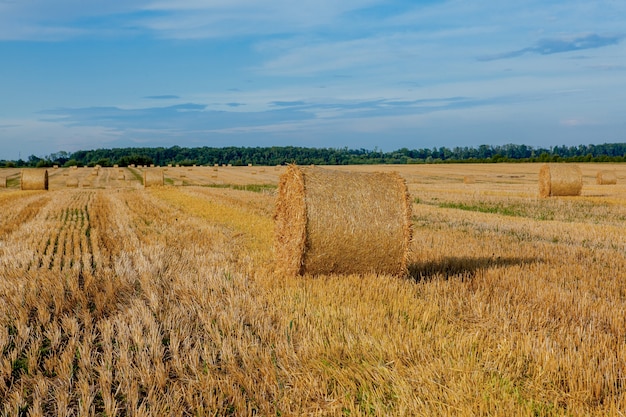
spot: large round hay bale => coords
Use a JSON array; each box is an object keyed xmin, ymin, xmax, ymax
[
  {"xmin": 143, "ymin": 169, "xmax": 164, "ymax": 187},
  {"xmin": 274, "ymin": 165, "xmax": 412, "ymax": 276},
  {"xmin": 21, "ymin": 169, "xmax": 48, "ymax": 190},
  {"xmin": 66, "ymin": 178, "xmax": 79, "ymax": 188},
  {"xmin": 538, "ymin": 164, "xmax": 582, "ymax": 198},
  {"xmin": 596, "ymin": 170, "xmax": 617, "ymax": 185}
]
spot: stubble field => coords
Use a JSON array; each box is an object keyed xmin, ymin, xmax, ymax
[{"xmin": 0, "ymin": 163, "xmax": 625, "ymax": 416}]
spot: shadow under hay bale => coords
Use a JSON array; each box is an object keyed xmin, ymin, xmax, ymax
[
  {"xmin": 274, "ymin": 165, "xmax": 412, "ymax": 276},
  {"xmin": 538, "ymin": 163, "xmax": 582, "ymax": 198},
  {"xmin": 21, "ymin": 169, "xmax": 48, "ymax": 190},
  {"xmin": 596, "ymin": 170, "xmax": 617, "ymax": 185},
  {"xmin": 143, "ymin": 169, "xmax": 164, "ymax": 188}
]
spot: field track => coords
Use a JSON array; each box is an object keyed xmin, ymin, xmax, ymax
[{"xmin": 0, "ymin": 163, "xmax": 625, "ymax": 415}]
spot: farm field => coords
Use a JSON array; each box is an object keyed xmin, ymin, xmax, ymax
[{"xmin": 0, "ymin": 162, "xmax": 625, "ymax": 416}]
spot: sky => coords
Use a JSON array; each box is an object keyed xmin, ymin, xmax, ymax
[{"xmin": 1, "ymin": 0, "xmax": 625, "ymax": 159}]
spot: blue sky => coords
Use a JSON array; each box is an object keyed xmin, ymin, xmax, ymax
[{"xmin": 1, "ymin": 0, "xmax": 625, "ymax": 159}]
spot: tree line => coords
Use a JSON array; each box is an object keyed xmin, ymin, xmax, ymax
[{"xmin": 3, "ymin": 142, "xmax": 626, "ymax": 168}]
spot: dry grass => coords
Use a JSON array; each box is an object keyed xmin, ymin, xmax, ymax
[{"xmin": 0, "ymin": 163, "xmax": 625, "ymax": 415}]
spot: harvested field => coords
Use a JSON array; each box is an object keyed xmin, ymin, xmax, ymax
[{"xmin": 0, "ymin": 163, "xmax": 625, "ymax": 415}]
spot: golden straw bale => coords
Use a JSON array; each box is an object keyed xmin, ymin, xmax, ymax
[
  {"xmin": 21, "ymin": 169, "xmax": 48, "ymax": 190},
  {"xmin": 596, "ymin": 170, "xmax": 617, "ymax": 185},
  {"xmin": 113, "ymin": 164, "xmax": 119, "ymax": 168},
  {"xmin": 66, "ymin": 178, "xmax": 79, "ymax": 188},
  {"xmin": 0, "ymin": 177, "xmax": 6, "ymax": 188},
  {"xmin": 274, "ymin": 165, "xmax": 412, "ymax": 276},
  {"xmin": 463, "ymin": 175, "xmax": 475, "ymax": 184},
  {"xmin": 143, "ymin": 169, "xmax": 164, "ymax": 187},
  {"xmin": 538, "ymin": 163, "xmax": 582, "ymax": 198}
]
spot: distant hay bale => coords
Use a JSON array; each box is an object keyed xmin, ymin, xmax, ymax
[
  {"xmin": 248, "ymin": 163, "xmax": 253, "ymax": 167},
  {"xmin": 463, "ymin": 175, "xmax": 475, "ymax": 184},
  {"xmin": 143, "ymin": 169, "xmax": 164, "ymax": 188},
  {"xmin": 0, "ymin": 177, "xmax": 6, "ymax": 188},
  {"xmin": 66, "ymin": 178, "xmax": 79, "ymax": 188},
  {"xmin": 538, "ymin": 164, "xmax": 582, "ymax": 198},
  {"xmin": 53, "ymin": 165, "xmax": 59, "ymax": 169},
  {"xmin": 274, "ymin": 165, "xmax": 412, "ymax": 276},
  {"xmin": 167, "ymin": 164, "xmax": 172, "ymax": 167},
  {"xmin": 21, "ymin": 169, "xmax": 48, "ymax": 190},
  {"xmin": 117, "ymin": 174, "xmax": 126, "ymax": 181},
  {"xmin": 596, "ymin": 170, "xmax": 617, "ymax": 185},
  {"xmin": 71, "ymin": 165, "xmax": 78, "ymax": 170},
  {"xmin": 113, "ymin": 164, "xmax": 119, "ymax": 168}
]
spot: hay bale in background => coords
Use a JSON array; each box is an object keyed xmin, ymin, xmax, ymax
[
  {"xmin": 274, "ymin": 165, "xmax": 412, "ymax": 276},
  {"xmin": 143, "ymin": 169, "xmax": 164, "ymax": 188},
  {"xmin": 596, "ymin": 170, "xmax": 617, "ymax": 185},
  {"xmin": 66, "ymin": 178, "xmax": 79, "ymax": 188},
  {"xmin": 463, "ymin": 175, "xmax": 476, "ymax": 184},
  {"xmin": 538, "ymin": 164, "xmax": 582, "ymax": 198},
  {"xmin": 0, "ymin": 177, "xmax": 6, "ymax": 188},
  {"xmin": 21, "ymin": 169, "xmax": 48, "ymax": 190}
]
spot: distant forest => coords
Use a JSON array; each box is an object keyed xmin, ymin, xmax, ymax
[{"xmin": 3, "ymin": 142, "xmax": 626, "ymax": 168}]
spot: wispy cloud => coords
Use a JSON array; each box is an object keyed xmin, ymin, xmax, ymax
[
  {"xmin": 478, "ymin": 33, "xmax": 622, "ymax": 61},
  {"xmin": 144, "ymin": 94, "xmax": 180, "ymax": 99}
]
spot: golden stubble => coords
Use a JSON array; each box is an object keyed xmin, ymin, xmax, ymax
[{"xmin": 0, "ymin": 163, "xmax": 624, "ymax": 415}]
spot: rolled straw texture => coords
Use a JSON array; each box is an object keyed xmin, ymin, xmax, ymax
[
  {"xmin": 538, "ymin": 164, "xmax": 582, "ymax": 198},
  {"xmin": 274, "ymin": 165, "xmax": 412, "ymax": 276},
  {"xmin": 143, "ymin": 169, "xmax": 164, "ymax": 187},
  {"xmin": 21, "ymin": 169, "xmax": 48, "ymax": 190},
  {"xmin": 596, "ymin": 170, "xmax": 617, "ymax": 185}
]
